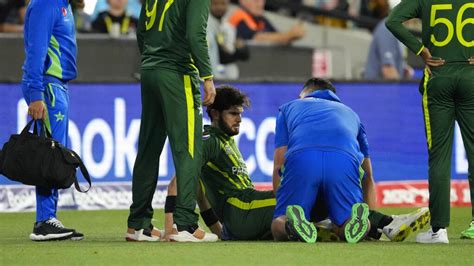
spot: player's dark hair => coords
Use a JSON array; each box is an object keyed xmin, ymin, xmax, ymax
[
  {"xmin": 206, "ymin": 85, "xmax": 250, "ymax": 121},
  {"xmin": 301, "ymin": 77, "xmax": 336, "ymax": 94}
]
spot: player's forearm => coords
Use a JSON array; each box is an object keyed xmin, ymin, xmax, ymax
[
  {"xmin": 0, "ymin": 23, "xmax": 23, "ymax": 33},
  {"xmin": 136, "ymin": 4, "xmax": 146, "ymax": 54},
  {"xmin": 363, "ymin": 176, "xmax": 376, "ymax": 209},
  {"xmin": 253, "ymin": 32, "xmax": 293, "ymax": 45},
  {"xmin": 272, "ymin": 146, "xmax": 287, "ymax": 195},
  {"xmin": 164, "ymin": 177, "xmax": 177, "ymax": 240},
  {"xmin": 208, "ymin": 222, "xmax": 222, "ymax": 239},
  {"xmin": 385, "ymin": 2, "xmax": 423, "ymax": 55},
  {"xmin": 186, "ymin": 0, "xmax": 213, "ymax": 79},
  {"xmin": 199, "ymin": 207, "xmax": 221, "ymax": 238},
  {"xmin": 361, "ymin": 158, "xmax": 377, "ymax": 209},
  {"xmin": 385, "ymin": 20, "xmax": 423, "ymax": 55},
  {"xmin": 196, "ymin": 184, "xmax": 211, "ymax": 211},
  {"xmin": 272, "ymin": 168, "xmax": 281, "ymax": 195}
]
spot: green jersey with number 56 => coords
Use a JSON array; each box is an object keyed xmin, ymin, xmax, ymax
[
  {"xmin": 137, "ymin": 0, "xmax": 213, "ymax": 79},
  {"xmin": 386, "ymin": 0, "xmax": 474, "ymax": 63}
]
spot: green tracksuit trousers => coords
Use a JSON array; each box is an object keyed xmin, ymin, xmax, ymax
[
  {"xmin": 420, "ymin": 65, "xmax": 474, "ymax": 227},
  {"xmin": 128, "ymin": 68, "xmax": 202, "ymax": 229}
]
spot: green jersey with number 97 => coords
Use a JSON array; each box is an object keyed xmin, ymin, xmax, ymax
[{"xmin": 137, "ymin": 0, "xmax": 213, "ymax": 79}]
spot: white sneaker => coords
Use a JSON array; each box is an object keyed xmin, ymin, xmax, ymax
[
  {"xmin": 125, "ymin": 227, "xmax": 164, "ymax": 242},
  {"xmin": 416, "ymin": 227, "xmax": 449, "ymax": 244},
  {"xmin": 383, "ymin": 207, "xmax": 430, "ymax": 241},
  {"xmin": 168, "ymin": 224, "xmax": 218, "ymax": 242}
]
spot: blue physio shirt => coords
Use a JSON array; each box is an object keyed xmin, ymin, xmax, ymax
[
  {"xmin": 22, "ymin": 0, "xmax": 77, "ymax": 102},
  {"xmin": 275, "ymin": 90, "xmax": 369, "ymax": 164}
]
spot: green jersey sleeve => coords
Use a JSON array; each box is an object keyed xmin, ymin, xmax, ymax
[
  {"xmin": 386, "ymin": 0, "xmax": 425, "ymax": 55},
  {"xmin": 186, "ymin": 0, "xmax": 213, "ymax": 79},
  {"xmin": 136, "ymin": 3, "xmax": 146, "ymax": 55}
]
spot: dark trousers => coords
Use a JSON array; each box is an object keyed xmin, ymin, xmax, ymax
[
  {"xmin": 420, "ymin": 65, "xmax": 474, "ymax": 227},
  {"xmin": 128, "ymin": 68, "xmax": 202, "ymax": 229}
]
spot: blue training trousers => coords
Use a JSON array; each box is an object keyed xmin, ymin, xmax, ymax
[
  {"xmin": 273, "ymin": 148, "xmax": 364, "ymax": 226},
  {"xmin": 22, "ymin": 76, "xmax": 69, "ymax": 222}
]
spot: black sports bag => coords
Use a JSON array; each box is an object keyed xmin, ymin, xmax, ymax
[{"xmin": 0, "ymin": 120, "xmax": 91, "ymax": 192}]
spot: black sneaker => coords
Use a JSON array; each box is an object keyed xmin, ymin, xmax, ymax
[
  {"xmin": 71, "ymin": 231, "xmax": 85, "ymax": 241},
  {"xmin": 285, "ymin": 205, "xmax": 317, "ymax": 243},
  {"xmin": 29, "ymin": 218, "xmax": 75, "ymax": 241}
]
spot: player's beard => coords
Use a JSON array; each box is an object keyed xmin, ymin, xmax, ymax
[{"xmin": 218, "ymin": 117, "xmax": 239, "ymax": 136}]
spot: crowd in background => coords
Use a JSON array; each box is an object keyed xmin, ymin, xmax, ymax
[{"xmin": 0, "ymin": 0, "xmax": 420, "ymax": 81}]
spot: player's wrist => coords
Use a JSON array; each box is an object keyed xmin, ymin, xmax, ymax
[
  {"xmin": 200, "ymin": 208, "xmax": 219, "ymax": 227},
  {"xmin": 202, "ymin": 75, "xmax": 214, "ymax": 82}
]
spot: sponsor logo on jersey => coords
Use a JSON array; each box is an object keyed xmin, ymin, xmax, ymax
[{"xmin": 224, "ymin": 145, "xmax": 233, "ymax": 155}]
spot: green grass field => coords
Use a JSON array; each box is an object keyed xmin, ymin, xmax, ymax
[{"xmin": 1, "ymin": 207, "xmax": 473, "ymax": 265}]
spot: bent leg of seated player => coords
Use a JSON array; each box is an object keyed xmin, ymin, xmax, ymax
[{"xmin": 222, "ymin": 190, "xmax": 275, "ymax": 240}]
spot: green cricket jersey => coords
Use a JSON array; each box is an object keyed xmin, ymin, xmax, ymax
[
  {"xmin": 137, "ymin": 0, "xmax": 213, "ymax": 79},
  {"xmin": 386, "ymin": 0, "xmax": 474, "ymax": 62},
  {"xmin": 200, "ymin": 125, "xmax": 253, "ymax": 215}
]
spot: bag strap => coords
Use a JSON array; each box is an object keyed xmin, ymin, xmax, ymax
[
  {"xmin": 22, "ymin": 120, "xmax": 53, "ymax": 138},
  {"xmin": 21, "ymin": 120, "xmax": 35, "ymax": 135},
  {"xmin": 39, "ymin": 121, "xmax": 53, "ymax": 138},
  {"xmin": 70, "ymin": 149, "xmax": 92, "ymax": 193}
]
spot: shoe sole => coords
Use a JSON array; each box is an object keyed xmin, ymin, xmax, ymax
[
  {"xmin": 392, "ymin": 208, "xmax": 431, "ymax": 242},
  {"xmin": 416, "ymin": 233, "xmax": 450, "ymax": 244},
  {"xmin": 29, "ymin": 232, "xmax": 73, "ymax": 241},
  {"xmin": 286, "ymin": 205, "xmax": 317, "ymax": 243},
  {"xmin": 460, "ymin": 231, "xmax": 474, "ymax": 239},
  {"xmin": 344, "ymin": 203, "xmax": 370, "ymax": 244},
  {"xmin": 168, "ymin": 232, "xmax": 218, "ymax": 242},
  {"xmin": 125, "ymin": 232, "xmax": 160, "ymax": 242}
]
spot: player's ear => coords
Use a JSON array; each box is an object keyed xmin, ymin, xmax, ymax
[{"xmin": 210, "ymin": 109, "xmax": 220, "ymax": 121}]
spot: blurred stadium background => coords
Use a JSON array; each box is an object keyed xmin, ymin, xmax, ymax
[{"xmin": 0, "ymin": 0, "xmax": 470, "ymax": 219}]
